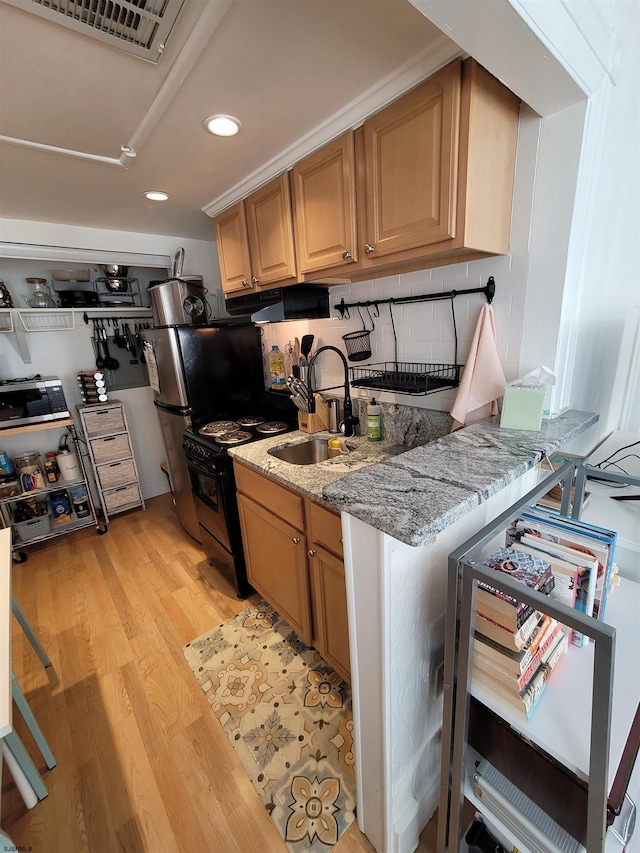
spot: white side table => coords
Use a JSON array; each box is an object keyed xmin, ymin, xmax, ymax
[{"xmin": 1, "ymin": 527, "xmax": 48, "ymax": 811}]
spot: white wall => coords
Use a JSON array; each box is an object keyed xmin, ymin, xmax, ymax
[{"xmin": 564, "ymin": 1, "xmax": 640, "ymax": 433}]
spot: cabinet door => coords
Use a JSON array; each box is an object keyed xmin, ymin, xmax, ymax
[
  {"xmin": 291, "ymin": 132, "xmax": 358, "ymax": 274},
  {"xmin": 362, "ymin": 59, "xmax": 461, "ymax": 260},
  {"xmin": 310, "ymin": 545, "xmax": 350, "ymax": 683},
  {"xmin": 244, "ymin": 174, "xmax": 297, "ymax": 286},
  {"xmin": 214, "ymin": 202, "xmax": 254, "ymax": 296},
  {"xmin": 237, "ymin": 493, "xmax": 311, "ymax": 643}
]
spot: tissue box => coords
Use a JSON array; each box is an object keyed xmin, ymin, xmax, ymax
[{"xmin": 500, "ymin": 385, "xmax": 546, "ymax": 431}]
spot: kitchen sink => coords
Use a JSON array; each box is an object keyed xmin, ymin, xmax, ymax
[{"xmin": 268, "ymin": 438, "xmax": 348, "ymax": 465}]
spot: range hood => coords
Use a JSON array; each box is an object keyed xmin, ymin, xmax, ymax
[{"xmin": 225, "ymin": 285, "xmax": 331, "ymax": 323}]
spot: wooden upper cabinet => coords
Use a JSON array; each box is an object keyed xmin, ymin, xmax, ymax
[
  {"xmin": 214, "ymin": 201, "xmax": 253, "ymax": 296},
  {"xmin": 362, "ymin": 60, "xmax": 461, "ymax": 260},
  {"xmin": 216, "ymin": 59, "xmax": 520, "ymax": 291},
  {"xmin": 244, "ymin": 173, "xmax": 297, "ymax": 287},
  {"xmin": 291, "ymin": 132, "xmax": 358, "ymax": 274},
  {"xmin": 214, "ymin": 173, "xmax": 297, "ymax": 297}
]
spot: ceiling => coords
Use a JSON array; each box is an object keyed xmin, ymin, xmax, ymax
[{"xmin": 0, "ymin": 0, "xmax": 453, "ymax": 241}]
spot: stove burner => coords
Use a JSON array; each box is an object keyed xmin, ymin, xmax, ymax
[
  {"xmin": 237, "ymin": 416, "xmax": 266, "ymax": 427},
  {"xmin": 216, "ymin": 430, "xmax": 253, "ymax": 445},
  {"xmin": 199, "ymin": 420, "xmax": 240, "ymax": 436},
  {"xmin": 256, "ymin": 421, "xmax": 289, "ymax": 435}
]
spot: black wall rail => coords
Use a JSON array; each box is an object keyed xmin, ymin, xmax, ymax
[{"xmin": 334, "ymin": 275, "xmax": 495, "ymax": 320}]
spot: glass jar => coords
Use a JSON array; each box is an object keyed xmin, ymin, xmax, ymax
[
  {"xmin": 14, "ymin": 451, "xmax": 45, "ymax": 492},
  {"xmin": 44, "ymin": 451, "xmax": 60, "ymax": 484}
]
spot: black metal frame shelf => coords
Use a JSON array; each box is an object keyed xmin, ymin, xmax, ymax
[
  {"xmin": 336, "ymin": 277, "xmax": 495, "ymax": 396},
  {"xmin": 350, "ymin": 361, "xmax": 461, "ymax": 396}
]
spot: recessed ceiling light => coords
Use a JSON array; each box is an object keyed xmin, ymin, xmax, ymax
[
  {"xmin": 204, "ymin": 115, "xmax": 242, "ymax": 137},
  {"xmin": 144, "ymin": 190, "xmax": 170, "ymax": 201}
]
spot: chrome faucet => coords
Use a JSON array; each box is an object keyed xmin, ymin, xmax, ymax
[{"xmin": 307, "ymin": 345, "xmax": 359, "ymax": 437}]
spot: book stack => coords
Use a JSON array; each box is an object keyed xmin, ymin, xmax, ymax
[
  {"xmin": 472, "ymin": 547, "xmax": 568, "ymax": 721},
  {"xmin": 506, "ymin": 506, "xmax": 618, "ymax": 629}
]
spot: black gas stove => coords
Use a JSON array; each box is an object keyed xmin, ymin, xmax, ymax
[
  {"xmin": 184, "ymin": 415, "xmax": 293, "ymax": 462},
  {"xmin": 182, "ymin": 396, "xmax": 297, "ymax": 598}
]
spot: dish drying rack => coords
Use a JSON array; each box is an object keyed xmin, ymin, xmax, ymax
[{"xmin": 336, "ymin": 276, "xmax": 495, "ymax": 396}]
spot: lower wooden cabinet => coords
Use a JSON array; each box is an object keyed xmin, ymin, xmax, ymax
[
  {"xmin": 309, "ymin": 545, "xmax": 350, "ymax": 681},
  {"xmin": 237, "ymin": 492, "xmax": 312, "ymax": 642},
  {"xmin": 235, "ymin": 461, "xmax": 350, "ymax": 682}
]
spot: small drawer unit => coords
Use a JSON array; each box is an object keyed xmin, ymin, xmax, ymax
[
  {"xmin": 96, "ymin": 459, "xmax": 137, "ymax": 490},
  {"xmin": 81, "ymin": 405, "xmax": 126, "ymax": 438},
  {"xmin": 90, "ymin": 433, "xmax": 132, "ymax": 465},
  {"xmin": 78, "ymin": 401, "xmax": 145, "ymax": 523},
  {"xmin": 103, "ymin": 483, "xmax": 143, "ymax": 514}
]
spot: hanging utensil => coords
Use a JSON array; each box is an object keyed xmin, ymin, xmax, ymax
[
  {"xmin": 100, "ymin": 320, "xmax": 120, "ymax": 370},
  {"xmin": 93, "ymin": 321, "xmax": 105, "ymax": 370}
]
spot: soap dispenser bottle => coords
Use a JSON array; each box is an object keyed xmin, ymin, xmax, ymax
[{"xmin": 367, "ymin": 397, "xmax": 381, "ymax": 442}]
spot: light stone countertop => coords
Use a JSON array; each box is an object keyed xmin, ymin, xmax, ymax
[
  {"xmin": 229, "ymin": 409, "xmax": 598, "ymax": 548},
  {"xmin": 229, "ymin": 431, "xmax": 407, "ymax": 501}
]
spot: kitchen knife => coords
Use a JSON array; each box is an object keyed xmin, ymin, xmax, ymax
[
  {"xmin": 290, "ymin": 390, "xmax": 308, "ymax": 412},
  {"xmin": 291, "ymin": 377, "xmax": 310, "ymax": 405}
]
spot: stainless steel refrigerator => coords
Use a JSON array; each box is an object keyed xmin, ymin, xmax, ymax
[{"xmin": 141, "ymin": 321, "xmax": 265, "ymax": 541}]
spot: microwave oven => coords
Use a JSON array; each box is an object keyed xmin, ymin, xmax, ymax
[{"xmin": 0, "ymin": 377, "xmax": 70, "ymax": 429}]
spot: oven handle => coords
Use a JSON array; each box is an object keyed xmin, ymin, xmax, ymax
[{"xmin": 185, "ymin": 455, "xmax": 226, "ymax": 479}]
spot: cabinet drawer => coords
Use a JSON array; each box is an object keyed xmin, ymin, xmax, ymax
[
  {"xmin": 90, "ymin": 433, "xmax": 131, "ymax": 464},
  {"xmin": 103, "ymin": 483, "xmax": 142, "ymax": 513},
  {"xmin": 308, "ymin": 500, "xmax": 343, "ymax": 557},
  {"xmin": 82, "ymin": 406, "xmax": 125, "ymax": 438},
  {"xmin": 97, "ymin": 459, "xmax": 136, "ymax": 489},
  {"xmin": 234, "ymin": 462, "xmax": 305, "ymax": 530}
]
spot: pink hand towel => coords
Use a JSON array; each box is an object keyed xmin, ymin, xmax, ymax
[{"xmin": 450, "ymin": 304, "xmax": 506, "ymax": 431}]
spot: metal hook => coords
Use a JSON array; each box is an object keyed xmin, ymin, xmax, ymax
[
  {"xmin": 365, "ymin": 305, "xmax": 375, "ymax": 330},
  {"xmin": 372, "ymin": 303, "xmax": 380, "ymax": 319}
]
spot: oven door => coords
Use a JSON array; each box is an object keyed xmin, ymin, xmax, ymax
[{"xmin": 185, "ymin": 455, "xmax": 233, "ymax": 553}]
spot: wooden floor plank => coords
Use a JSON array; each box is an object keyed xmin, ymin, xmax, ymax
[{"xmin": 2, "ymin": 493, "xmax": 447, "ymax": 852}]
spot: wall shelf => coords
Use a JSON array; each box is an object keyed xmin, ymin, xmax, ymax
[{"xmin": 0, "ymin": 308, "xmax": 153, "ymax": 364}]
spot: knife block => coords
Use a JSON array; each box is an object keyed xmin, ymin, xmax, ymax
[{"xmin": 298, "ymin": 395, "xmax": 331, "ymax": 433}]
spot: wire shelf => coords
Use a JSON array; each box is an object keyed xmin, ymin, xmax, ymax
[{"xmin": 350, "ymin": 362, "xmax": 462, "ymax": 395}]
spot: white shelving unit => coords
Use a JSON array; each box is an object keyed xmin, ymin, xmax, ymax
[
  {"xmin": 0, "ymin": 307, "xmax": 153, "ymax": 364},
  {"xmin": 0, "ymin": 418, "xmax": 106, "ymax": 561},
  {"xmin": 439, "ymin": 463, "xmax": 640, "ymax": 853},
  {"xmin": 77, "ymin": 401, "xmax": 145, "ymax": 524}
]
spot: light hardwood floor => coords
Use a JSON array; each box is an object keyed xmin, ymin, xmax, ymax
[{"xmin": 2, "ymin": 494, "xmax": 448, "ymax": 852}]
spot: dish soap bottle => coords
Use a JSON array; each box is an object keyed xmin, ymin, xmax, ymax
[
  {"xmin": 269, "ymin": 345, "xmax": 286, "ymax": 390},
  {"xmin": 367, "ymin": 397, "xmax": 381, "ymax": 442}
]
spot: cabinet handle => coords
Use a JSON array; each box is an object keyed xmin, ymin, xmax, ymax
[
  {"xmin": 364, "ymin": 243, "xmax": 375, "ymax": 255},
  {"xmin": 251, "ymin": 276, "xmax": 260, "ymax": 284},
  {"xmin": 342, "ymin": 251, "xmax": 352, "ymax": 261},
  {"xmin": 242, "ymin": 279, "xmax": 250, "ymax": 287},
  {"xmin": 308, "ymin": 549, "xmax": 316, "ymax": 557},
  {"xmin": 292, "ymin": 537, "xmax": 300, "ymax": 544}
]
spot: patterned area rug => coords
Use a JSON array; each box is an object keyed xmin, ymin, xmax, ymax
[{"xmin": 183, "ymin": 601, "xmax": 356, "ymax": 851}]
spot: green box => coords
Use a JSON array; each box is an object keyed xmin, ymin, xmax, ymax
[{"xmin": 500, "ymin": 385, "xmax": 546, "ymax": 431}]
